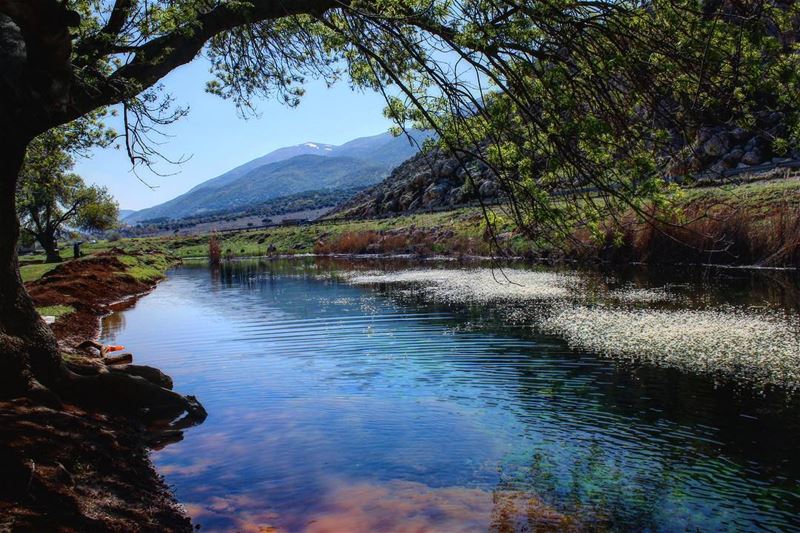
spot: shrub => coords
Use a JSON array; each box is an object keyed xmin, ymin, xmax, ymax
[
  {"xmin": 315, "ymin": 231, "xmax": 377, "ymax": 254},
  {"xmin": 208, "ymin": 231, "xmax": 221, "ymax": 266}
]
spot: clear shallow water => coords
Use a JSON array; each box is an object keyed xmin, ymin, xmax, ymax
[{"xmin": 102, "ymin": 259, "xmax": 800, "ymax": 532}]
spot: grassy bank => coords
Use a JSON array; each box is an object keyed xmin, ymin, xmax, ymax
[
  {"xmin": 20, "ymin": 262, "xmax": 59, "ymax": 282},
  {"xmin": 59, "ymin": 177, "xmax": 800, "ymax": 268},
  {"xmin": 580, "ymin": 177, "xmax": 800, "ymax": 266}
]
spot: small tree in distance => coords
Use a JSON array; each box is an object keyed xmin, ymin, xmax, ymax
[
  {"xmin": 16, "ymin": 133, "xmax": 118, "ymax": 263},
  {"xmin": 208, "ymin": 230, "xmax": 222, "ymax": 267}
]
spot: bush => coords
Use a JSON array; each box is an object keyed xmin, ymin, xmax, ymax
[
  {"xmin": 314, "ymin": 231, "xmax": 412, "ymax": 255},
  {"xmin": 208, "ymin": 231, "xmax": 221, "ymax": 266}
]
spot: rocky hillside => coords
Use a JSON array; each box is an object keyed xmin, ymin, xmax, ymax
[
  {"xmin": 331, "ymin": 148, "xmax": 500, "ymax": 218},
  {"xmin": 669, "ymin": 112, "xmax": 799, "ymax": 178},
  {"xmin": 333, "ymin": 114, "xmax": 799, "ymax": 220}
]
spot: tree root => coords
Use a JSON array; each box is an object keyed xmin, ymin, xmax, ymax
[
  {"xmin": 57, "ymin": 365, "xmax": 206, "ymax": 425},
  {"xmin": 114, "ymin": 364, "xmax": 173, "ymax": 389},
  {"xmin": 24, "ymin": 378, "xmax": 63, "ymax": 411},
  {"xmin": 104, "ymin": 353, "xmax": 133, "ymax": 365},
  {"xmin": 2, "ymin": 332, "xmax": 205, "ymax": 433}
]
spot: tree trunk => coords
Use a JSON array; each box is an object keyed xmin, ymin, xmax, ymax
[
  {"xmin": 40, "ymin": 234, "xmax": 62, "ymax": 263},
  {"xmin": 0, "ymin": 139, "xmax": 64, "ymax": 398},
  {"xmin": 0, "ymin": 138, "xmax": 206, "ymax": 423},
  {"xmin": 0, "ymin": 6, "xmax": 206, "ymax": 424}
]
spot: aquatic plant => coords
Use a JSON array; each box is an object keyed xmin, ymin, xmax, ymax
[
  {"xmin": 543, "ymin": 306, "xmax": 800, "ymax": 390},
  {"xmin": 345, "ymin": 268, "xmax": 578, "ymax": 302},
  {"xmin": 343, "ymin": 268, "xmax": 800, "ymax": 390},
  {"xmin": 605, "ymin": 285, "xmax": 678, "ymax": 304}
]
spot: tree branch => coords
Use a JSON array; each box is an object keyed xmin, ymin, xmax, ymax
[
  {"xmin": 55, "ymin": 198, "xmax": 84, "ymax": 228},
  {"xmin": 72, "ymin": 0, "xmax": 136, "ymax": 60},
  {"xmin": 65, "ymin": 0, "xmax": 343, "ymax": 126}
]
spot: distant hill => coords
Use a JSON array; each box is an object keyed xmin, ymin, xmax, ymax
[
  {"xmin": 118, "ymin": 209, "xmax": 137, "ymax": 221},
  {"xmin": 127, "ymin": 130, "xmax": 432, "ymax": 224},
  {"xmin": 185, "ymin": 142, "xmax": 337, "ymax": 195}
]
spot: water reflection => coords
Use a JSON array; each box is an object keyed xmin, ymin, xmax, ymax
[
  {"xmin": 101, "ymin": 308, "xmax": 126, "ymax": 339},
  {"xmin": 101, "ymin": 258, "xmax": 800, "ymax": 532},
  {"xmin": 183, "ymin": 480, "xmax": 579, "ymax": 533}
]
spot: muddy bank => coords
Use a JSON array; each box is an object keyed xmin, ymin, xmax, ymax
[
  {"xmin": 27, "ymin": 250, "xmax": 164, "ymax": 349},
  {"xmin": 0, "ymin": 249, "xmax": 194, "ymax": 532}
]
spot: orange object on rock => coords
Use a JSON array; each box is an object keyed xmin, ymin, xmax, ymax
[{"xmin": 105, "ymin": 345, "xmax": 125, "ymax": 352}]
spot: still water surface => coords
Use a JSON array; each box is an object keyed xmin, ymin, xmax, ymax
[{"xmin": 102, "ymin": 258, "xmax": 800, "ymax": 532}]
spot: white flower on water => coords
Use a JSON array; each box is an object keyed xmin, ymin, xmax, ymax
[
  {"xmin": 341, "ymin": 267, "xmax": 800, "ymax": 390},
  {"xmin": 543, "ymin": 306, "xmax": 800, "ymax": 390},
  {"xmin": 344, "ymin": 269, "xmax": 577, "ymax": 302}
]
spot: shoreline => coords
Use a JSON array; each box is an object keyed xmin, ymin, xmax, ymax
[
  {"xmin": 183, "ymin": 251, "xmax": 800, "ymax": 272},
  {"xmin": 6, "ymin": 238, "xmax": 796, "ymax": 529},
  {"xmin": 1, "ymin": 249, "xmax": 195, "ymax": 531}
]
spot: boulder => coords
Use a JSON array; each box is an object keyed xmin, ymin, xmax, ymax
[
  {"xmin": 703, "ymin": 133, "xmax": 730, "ymax": 157},
  {"xmin": 687, "ymin": 155, "xmax": 704, "ymax": 172},
  {"xmin": 741, "ymin": 149, "xmax": 762, "ymax": 166},
  {"xmin": 695, "ymin": 127, "xmax": 714, "ymax": 145},
  {"xmin": 447, "ymin": 187, "xmax": 467, "ymax": 206},
  {"xmin": 730, "ymin": 127, "xmax": 750, "ymax": 142},
  {"xmin": 399, "ymin": 192, "xmax": 415, "ymax": 210},
  {"xmin": 767, "ymin": 111, "xmax": 785, "ymax": 124},
  {"xmin": 722, "ymin": 148, "xmax": 744, "ymax": 165},
  {"xmin": 422, "ymin": 184, "xmax": 447, "ymax": 205},
  {"xmin": 479, "ymin": 180, "xmax": 498, "ymax": 197},
  {"xmin": 709, "ymin": 161, "xmax": 729, "ymax": 174},
  {"xmin": 744, "ymin": 136, "xmax": 761, "ymax": 151},
  {"xmin": 411, "ymin": 172, "xmax": 427, "ymax": 189},
  {"xmin": 439, "ymin": 159, "xmax": 459, "ymax": 177}
]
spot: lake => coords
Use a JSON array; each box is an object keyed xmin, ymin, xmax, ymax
[{"xmin": 101, "ymin": 258, "xmax": 800, "ymax": 532}]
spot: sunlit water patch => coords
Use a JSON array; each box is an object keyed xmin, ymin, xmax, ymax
[
  {"xmin": 345, "ymin": 267, "xmax": 800, "ymax": 390},
  {"xmin": 102, "ymin": 259, "xmax": 800, "ymax": 532}
]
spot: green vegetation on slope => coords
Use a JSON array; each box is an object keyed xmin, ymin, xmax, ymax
[
  {"xmin": 116, "ymin": 253, "xmax": 172, "ymax": 283},
  {"xmin": 95, "ymin": 177, "xmax": 799, "ymax": 268}
]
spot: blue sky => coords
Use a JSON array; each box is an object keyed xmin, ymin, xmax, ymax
[{"xmin": 74, "ymin": 58, "xmax": 395, "ymax": 211}]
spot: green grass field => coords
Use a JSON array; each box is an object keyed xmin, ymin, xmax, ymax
[
  {"xmin": 19, "ymin": 177, "xmax": 800, "ymax": 269},
  {"xmin": 35, "ymin": 305, "xmax": 75, "ymax": 318}
]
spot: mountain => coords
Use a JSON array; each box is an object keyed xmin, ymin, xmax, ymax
[
  {"xmin": 186, "ymin": 142, "xmax": 336, "ymax": 195},
  {"xmin": 118, "ymin": 209, "xmax": 137, "ymax": 221},
  {"xmin": 127, "ymin": 130, "xmax": 432, "ymax": 224}
]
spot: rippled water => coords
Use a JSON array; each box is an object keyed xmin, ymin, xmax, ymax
[{"xmin": 102, "ymin": 258, "xmax": 800, "ymax": 532}]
